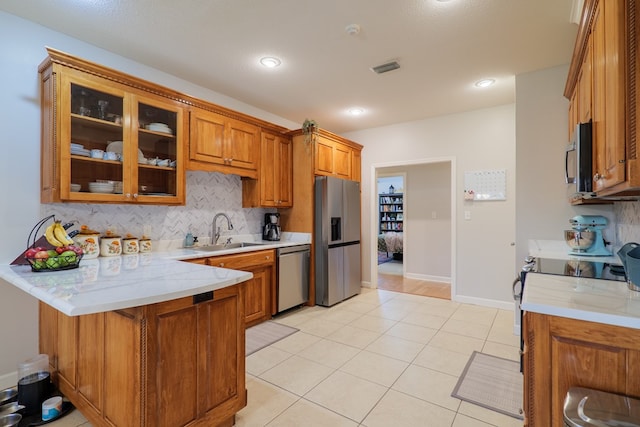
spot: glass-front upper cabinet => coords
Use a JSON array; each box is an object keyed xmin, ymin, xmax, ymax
[
  {"xmin": 133, "ymin": 97, "xmax": 183, "ymax": 203},
  {"xmin": 42, "ymin": 65, "xmax": 186, "ymax": 205},
  {"xmin": 64, "ymin": 78, "xmax": 127, "ymax": 201}
]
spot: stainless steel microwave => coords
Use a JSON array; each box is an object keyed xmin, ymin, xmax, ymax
[{"xmin": 565, "ymin": 121, "xmax": 592, "ymax": 193}]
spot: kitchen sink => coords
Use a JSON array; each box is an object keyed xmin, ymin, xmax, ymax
[{"xmin": 192, "ymin": 242, "xmax": 265, "ymax": 252}]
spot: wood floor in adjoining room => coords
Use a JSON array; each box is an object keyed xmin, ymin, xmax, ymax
[{"xmin": 378, "ymin": 262, "xmax": 451, "ymax": 300}]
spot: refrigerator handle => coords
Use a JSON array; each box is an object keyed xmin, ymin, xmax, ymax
[{"xmin": 331, "ymin": 217, "xmax": 341, "ymax": 242}]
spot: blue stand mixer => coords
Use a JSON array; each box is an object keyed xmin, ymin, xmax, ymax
[{"xmin": 566, "ymin": 215, "xmax": 612, "ymax": 256}]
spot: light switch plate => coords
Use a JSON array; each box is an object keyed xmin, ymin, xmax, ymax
[{"xmin": 464, "ymin": 211, "xmax": 471, "ymax": 220}]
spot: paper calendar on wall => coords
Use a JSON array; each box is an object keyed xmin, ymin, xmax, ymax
[{"xmin": 464, "ymin": 169, "xmax": 506, "ymax": 201}]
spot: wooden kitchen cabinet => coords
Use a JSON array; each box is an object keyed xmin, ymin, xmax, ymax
[
  {"xmin": 315, "ymin": 134, "xmax": 354, "ymax": 179},
  {"xmin": 242, "ymin": 131, "xmax": 293, "ymax": 208},
  {"xmin": 39, "ymin": 48, "xmax": 187, "ymax": 205},
  {"xmin": 578, "ymin": 38, "xmax": 593, "ymax": 125},
  {"xmin": 39, "ymin": 284, "xmax": 245, "ymax": 427},
  {"xmin": 568, "ymin": 35, "xmax": 593, "ymax": 140},
  {"xmin": 592, "ymin": 0, "xmax": 626, "ymax": 192},
  {"xmin": 565, "ymin": 0, "xmax": 638, "ymax": 199},
  {"xmin": 188, "ymin": 107, "xmax": 260, "ymax": 179},
  {"xmin": 205, "ymin": 249, "xmax": 276, "ymax": 327},
  {"xmin": 523, "ymin": 311, "xmax": 640, "ymax": 426}
]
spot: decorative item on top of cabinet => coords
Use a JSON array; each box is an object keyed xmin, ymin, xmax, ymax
[
  {"xmin": 188, "ymin": 107, "xmax": 261, "ymax": 179},
  {"xmin": 242, "ymin": 131, "xmax": 293, "ymax": 208},
  {"xmin": 302, "ymin": 118, "xmax": 318, "ymax": 145},
  {"xmin": 564, "ymin": 0, "xmax": 639, "ymax": 201},
  {"xmin": 39, "ymin": 48, "xmax": 187, "ymax": 205}
]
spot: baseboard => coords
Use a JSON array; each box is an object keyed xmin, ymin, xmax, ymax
[
  {"xmin": 361, "ymin": 281, "xmax": 373, "ymax": 289},
  {"xmin": 404, "ymin": 273, "xmax": 451, "ymax": 283},
  {"xmin": 452, "ymin": 294, "xmax": 514, "ymax": 311},
  {"xmin": 0, "ymin": 371, "xmax": 17, "ymax": 389}
]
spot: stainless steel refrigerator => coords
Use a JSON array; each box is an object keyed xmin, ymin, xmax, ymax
[{"xmin": 314, "ymin": 176, "xmax": 361, "ymax": 307}]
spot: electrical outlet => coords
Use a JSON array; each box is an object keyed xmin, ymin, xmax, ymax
[
  {"xmin": 464, "ymin": 211, "xmax": 471, "ymax": 220},
  {"xmin": 431, "ymin": 211, "xmax": 437, "ymax": 219}
]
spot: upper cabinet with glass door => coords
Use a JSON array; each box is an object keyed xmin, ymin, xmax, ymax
[
  {"xmin": 133, "ymin": 96, "xmax": 184, "ymax": 203},
  {"xmin": 40, "ymin": 48, "xmax": 186, "ymax": 205}
]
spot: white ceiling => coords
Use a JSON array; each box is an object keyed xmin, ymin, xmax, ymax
[{"xmin": 0, "ymin": 0, "xmax": 578, "ymax": 134}]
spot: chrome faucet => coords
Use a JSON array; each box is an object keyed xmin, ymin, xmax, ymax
[{"xmin": 212, "ymin": 213, "xmax": 234, "ymax": 245}]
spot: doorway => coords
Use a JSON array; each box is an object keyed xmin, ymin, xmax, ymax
[
  {"xmin": 376, "ymin": 175, "xmax": 405, "ymax": 276},
  {"xmin": 370, "ymin": 158, "xmax": 455, "ymax": 300}
]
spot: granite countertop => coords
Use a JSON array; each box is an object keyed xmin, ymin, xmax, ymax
[
  {"xmin": 0, "ymin": 236, "xmax": 311, "ymax": 317},
  {"xmin": 521, "ymin": 272, "xmax": 640, "ymax": 329}
]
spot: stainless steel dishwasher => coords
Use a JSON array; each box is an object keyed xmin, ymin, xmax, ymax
[{"xmin": 277, "ymin": 244, "xmax": 310, "ymax": 313}]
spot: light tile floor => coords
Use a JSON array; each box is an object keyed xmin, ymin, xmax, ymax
[{"xmin": 48, "ymin": 288, "xmax": 523, "ymax": 427}]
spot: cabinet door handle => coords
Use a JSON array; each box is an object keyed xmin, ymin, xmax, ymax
[
  {"xmin": 126, "ymin": 193, "xmax": 131, "ymax": 198},
  {"xmin": 266, "ymin": 256, "xmax": 270, "ymax": 260},
  {"xmin": 133, "ymin": 193, "xmax": 138, "ymax": 199},
  {"xmin": 219, "ymin": 262, "xmax": 225, "ymax": 267},
  {"xmin": 593, "ymin": 173, "xmax": 601, "ymax": 181},
  {"xmin": 228, "ymin": 157, "xmax": 233, "ymax": 163}
]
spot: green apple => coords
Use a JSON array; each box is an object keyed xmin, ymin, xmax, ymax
[
  {"xmin": 32, "ymin": 260, "xmax": 46, "ymax": 270},
  {"xmin": 45, "ymin": 257, "xmax": 60, "ymax": 269}
]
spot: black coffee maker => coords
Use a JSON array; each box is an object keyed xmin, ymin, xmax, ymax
[{"xmin": 262, "ymin": 213, "xmax": 281, "ymax": 241}]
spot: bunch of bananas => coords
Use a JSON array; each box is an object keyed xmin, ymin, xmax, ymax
[{"xmin": 45, "ymin": 221, "xmax": 75, "ymax": 247}]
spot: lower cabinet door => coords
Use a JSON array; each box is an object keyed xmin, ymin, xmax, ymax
[
  {"xmin": 145, "ymin": 286, "xmax": 245, "ymax": 427},
  {"xmin": 243, "ymin": 265, "xmax": 272, "ymax": 328}
]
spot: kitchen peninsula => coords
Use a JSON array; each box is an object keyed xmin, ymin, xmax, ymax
[
  {"xmin": 0, "ymin": 252, "xmax": 255, "ymax": 427},
  {"xmin": 521, "ymin": 273, "xmax": 640, "ymax": 426}
]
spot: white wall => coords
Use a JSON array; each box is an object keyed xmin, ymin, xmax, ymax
[
  {"xmin": 0, "ymin": 11, "xmax": 297, "ymax": 385},
  {"xmin": 345, "ymin": 104, "xmax": 517, "ymax": 307},
  {"xmin": 515, "ymin": 65, "xmax": 614, "ymax": 272},
  {"xmin": 405, "ymin": 162, "xmax": 451, "ymax": 281}
]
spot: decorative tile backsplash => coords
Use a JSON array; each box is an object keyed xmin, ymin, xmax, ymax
[
  {"xmin": 614, "ymin": 202, "xmax": 640, "ymax": 247},
  {"xmin": 42, "ymin": 171, "xmax": 272, "ymax": 242}
]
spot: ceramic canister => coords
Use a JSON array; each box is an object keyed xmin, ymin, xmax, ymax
[
  {"xmin": 74, "ymin": 226, "xmax": 100, "ymax": 259},
  {"xmin": 100, "ymin": 231, "xmax": 122, "ymax": 257},
  {"xmin": 139, "ymin": 237, "xmax": 152, "ymax": 253},
  {"xmin": 122, "ymin": 235, "xmax": 139, "ymax": 254}
]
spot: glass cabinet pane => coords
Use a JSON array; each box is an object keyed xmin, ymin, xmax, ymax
[
  {"xmin": 69, "ymin": 83, "xmax": 125, "ymax": 195},
  {"xmin": 137, "ymin": 102, "xmax": 178, "ymax": 197}
]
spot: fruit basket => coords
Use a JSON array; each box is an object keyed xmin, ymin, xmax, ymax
[
  {"xmin": 23, "ymin": 215, "xmax": 84, "ymax": 272},
  {"xmin": 26, "ymin": 252, "xmax": 83, "ymax": 272}
]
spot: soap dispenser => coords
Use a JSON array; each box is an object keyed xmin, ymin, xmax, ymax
[{"xmin": 184, "ymin": 232, "xmax": 194, "ymax": 248}]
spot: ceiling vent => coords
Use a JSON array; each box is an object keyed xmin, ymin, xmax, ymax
[{"xmin": 371, "ymin": 61, "xmax": 400, "ymax": 74}]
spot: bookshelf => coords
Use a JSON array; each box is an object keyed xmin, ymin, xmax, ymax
[{"xmin": 379, "ymin": 193, "xmax": 403, "ymax": 233}]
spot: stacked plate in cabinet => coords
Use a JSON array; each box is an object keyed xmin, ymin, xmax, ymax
[
  {"xmin": 88, "ymin": 182, "xmax": 114, "ymax": 193},
  {"xmin": 145, "ymin": 122, "xmax": 172, "ymax": 134},
  {"xmin": 70, "ymin": 143, "xmax": 90, "ymax": 157}
]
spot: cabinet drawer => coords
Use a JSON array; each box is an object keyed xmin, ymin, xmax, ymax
[{"xmin": 206, "ymin": 249, "xmax": 275, "ymax": 270}]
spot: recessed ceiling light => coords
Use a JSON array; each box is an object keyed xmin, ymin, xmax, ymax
[
  {"xmin": 260, "ymin": 57, "xmax": 281, "ymax": 68},
  {"xmin": 475, "ymin": 79, "xmax": 496, "ymax": 88},
  {"xmin": 348, "ymin": 107, "xmax": 365, "ymax": 116}
]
